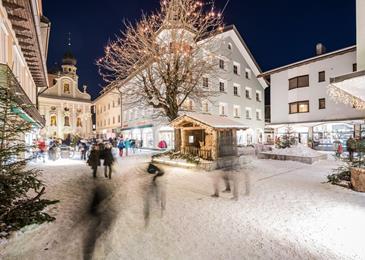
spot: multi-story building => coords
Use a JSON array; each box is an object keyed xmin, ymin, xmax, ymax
[
  {"xmin": 0, "ymin": 0, "xmax": 50, "ymax": 143},
  {"xmin": 261, "ymin": 45, "xmax": 365, "ymax": 150},
  {"xmin": 38, "ymin": 52, "xmax": 93, "ymax": 139},
  {"xmin": 95, "ymin": 25, "xmax": 268, "ymax": 148}
]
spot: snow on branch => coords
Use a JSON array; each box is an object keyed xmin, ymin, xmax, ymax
[{"xmin": 97, "ymin": 0, "xmax": 225, "ymax": 121}]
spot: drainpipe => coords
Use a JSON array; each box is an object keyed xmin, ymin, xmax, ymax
[{"xmin": 357, "ymin": 0, "xmax": 365, "ymax": 71}]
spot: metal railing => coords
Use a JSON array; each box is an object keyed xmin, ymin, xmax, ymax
[{"xmin": 0, "ymin": 63, "xmax": 45, "ymax": 127}]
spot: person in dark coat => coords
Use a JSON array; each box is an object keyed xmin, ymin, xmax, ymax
[
  {"xmin": 88, "ymin": 145, "xmax": 101, "ymax": 178},
  {"xmin": 103, "ymin": 144, "xmax": 114, "ymax": 179}
]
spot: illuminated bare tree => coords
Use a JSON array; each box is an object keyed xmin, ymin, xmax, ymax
[{"xmin": 97, "ymin": 0, "xmax": 224, "ymax": 121}]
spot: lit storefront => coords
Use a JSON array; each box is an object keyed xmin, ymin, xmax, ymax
[{"xmin": 312, "ymin": 123, "xmax": 354, "ymax": 151}]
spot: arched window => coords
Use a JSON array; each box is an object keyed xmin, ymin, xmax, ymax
[
  {"xmin": 50, "ymin": 115, "xmax": 57, "ymax": 126},
  {"xmin": 77, "ymin": 117, "xmax": 82, "ymax": 127},
  {"xmin": 64, "ymin": 116, "xmax": 70, "ymax": 127}
]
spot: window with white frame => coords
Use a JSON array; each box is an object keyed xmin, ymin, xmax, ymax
[
  {"xmin": 256, "ymin": 109, "xmax": 262, "ymax": 120},
  {"xmin": 202, "ymin": 101, "xmax": 209, "ymax": 113},
  {"xmin": 233, "ymin": 105, "xmax": 241, "ymax": 118},
  {"xmin": 256, "ymin": 90, "xmax": 262, "ymax": 102},
  {"xmin": 245, "ymin": 68, "xmax": 252, "ymax": 79},
  {"xmin": 245, "ymin": 87, "xmax": 252, "ymax": 99},
  {"xmin": 219, "ymin": 81, "xmax": 225, "ymax": 92},
  {"xmin": 233, "ymin": 84, "xmax": 240, "ymax": 96},
  {"xmin": 219, "ymin": 103, "xmax": 228, "ymax": 116},
  {"xmin": 245, "ymin": 107, "xmax": 252, "ymax": 119},
  {"xmin": 233, "ymin": 62, "xmax": 240, "ymax": 75},
  {"xmin": 203, "ymin": 77, "xmax": 209, "ymax": 88}
]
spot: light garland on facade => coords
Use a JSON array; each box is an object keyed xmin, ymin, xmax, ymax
[{"xmin": 328, "ymin": 84, "xmax": 365, "ymax": 110}]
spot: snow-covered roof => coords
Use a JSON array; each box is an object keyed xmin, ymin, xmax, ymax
[{"xmin": 171, "ymin": 112, "xmax": 248, "ymax": 129}]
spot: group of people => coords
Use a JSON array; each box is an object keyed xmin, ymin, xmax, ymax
[
  {"xmin": 116, "ymin": 137, "xmax": 142, "ymax": 157},
  {"xmin": 335, "ymin": 136, "xmax": 359, "ymax": 161},
  {"xmin": 87, "ymin": 142, "xmax": 115, "ymax": 179}
]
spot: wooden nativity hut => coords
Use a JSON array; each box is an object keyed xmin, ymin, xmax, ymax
[{"xmin": 170, "ymin": 113, "xmax": 247, "ymax": 161}]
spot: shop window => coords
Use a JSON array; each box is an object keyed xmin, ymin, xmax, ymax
[
  {"xmin": 289, "ymin": 101, "xmax": 309, "ymax": 114},
  {"xmin": 50, "ymin": 115, "xmax": 57, "ymax": 126},
  {"xmin": 319, "ymin": 98, "xmax": 326, "ymax": 109},
  {"xmin": 289, "ymin": 75, "xmax": 309, "ymax": 90},
  {"xmin": 318, "ymin": 71, "xmax": 325, "ymax": 82}
]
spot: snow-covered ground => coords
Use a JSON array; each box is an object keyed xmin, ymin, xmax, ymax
[
  {"xmin": 1, "ymin": 153, "xmax": 365, "ymax": 260},
  {"xmin": 266, "ymin": 143, "xmax": 324, "ymax": 157}
]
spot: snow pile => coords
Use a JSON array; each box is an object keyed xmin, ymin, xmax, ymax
[{"xmin": 268, "ymin": 144, "xmax": 323, "ymax": 157}]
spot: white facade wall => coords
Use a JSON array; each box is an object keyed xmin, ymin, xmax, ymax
[
  {"xmin": 95, "ymin": 27, "xmax": 267, "ymax": 147},
  {"xmin": 0, "ymin": 4, "xmax": 38, "ymax": 105},
  {"xmin": 271, "ymin": 49, "xmax": 364, "ymax": 124}
]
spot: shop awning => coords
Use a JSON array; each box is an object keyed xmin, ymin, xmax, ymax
[{"xmin": 11, "ymin": 106, "xmax": 39, "ymax": 127}]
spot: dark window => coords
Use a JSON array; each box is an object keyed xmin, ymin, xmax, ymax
[
  {"xmin": 318, "ymin": 71, "xmax": 325, "ymax": 82},
  {"xmin": 319, "ymin": 98, "xmax": 326, "ymax": 109},
  {"xmin": 233, "ymin": 86, "xmax": 238, "ymax": 96},
  {"xmin": 203, "ymin": 77, "xmax": 209, "ymax": 88},
  {"xmin": 245, "ymin": 70, "xmax": 251, "ymax": 79},
  {"xmin": 353, "ymin": 63, "xmax": 357, "ymax": 72},
  {"xmin": 289, "ymin": 75, "xmax": 309, "ymax": 90},
  {"xmin": 219, "ymin": 59, "xmax": 225, "ymax": 69},
  {"xmin": 245, "ymin": 89, "xmax": 251, "ymax": 99},
  {"xmin": 233, "ymin": 65, "xmax": 238, "ymax": 75},
  {"xmin": 256, "ymin": 92, "xmax": 261, "ymax": 102},
  {"xmin": 228, "ymin": 43, "xmax": 232, "ymax": 50},
  {"xmin": 289, "ymin": 101, "xmax": 310, "ymax": 114},
  {"xmin": 219, "ymin": 82, "xmax": 225, "ymax": 92}
]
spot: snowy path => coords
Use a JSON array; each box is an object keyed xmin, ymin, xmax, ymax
[{"xmin": 1, "ymin": 154, "xmax": 365, "ymax": 260}]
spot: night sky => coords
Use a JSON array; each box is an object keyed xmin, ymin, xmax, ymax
[{"xmin": 43, "ymin": 0, "xmax": 356, "ymax": 100}]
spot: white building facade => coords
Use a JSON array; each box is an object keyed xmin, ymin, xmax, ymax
[
  {"xmin": 95, "ymin": 26, "xmax": 267, "ymax": 148},
  {"xmin": 262, "ymin": 46, "xmax": 365, "ymax": 150},
  {"xmin": 0, "ymin": 0, "xmax": 50, "ymax": 143},
  {"xmin": 38, "ymin": 53, "xmax": 92, "ymax": 139}
]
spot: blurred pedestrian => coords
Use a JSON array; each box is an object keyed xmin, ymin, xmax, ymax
[
  {"xmin": 124, "ymin": 138, "xmax": 131, "ymax": 156},
  {"xmin": 37, "ymin": 138, "xmax": 46, "ymax": 163},
  {"xmin": 88, "ymin": 145, "xmax": 101, "ymax": 178},
  {"xmin": 103, "ymin": 144, "xmax": 114, "ymax": 179},
  {"xmin": 117, "ymin": 138, "xmax": 125, "ymax": 157}
]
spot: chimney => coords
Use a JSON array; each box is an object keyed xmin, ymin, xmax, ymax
[
  {"xmin": 357, "ymin": 0, "xmax": 365, "ymax": 71},
  {"xmin": 315, "ymin": 43, "xmax": 326, "ymax": 56}
]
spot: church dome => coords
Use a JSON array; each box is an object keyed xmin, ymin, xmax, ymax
[{"xmin": 62, "ymin": 51, "xmax": 77, "ymax": 66}]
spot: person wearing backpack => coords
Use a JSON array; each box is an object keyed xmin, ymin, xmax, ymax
[{"xmin": 117, "ymin": 138, "xmax": 125, "ymax": 157}]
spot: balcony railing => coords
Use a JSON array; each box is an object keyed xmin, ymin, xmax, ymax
[{"xmin": 0, "ymin": 63, "xmax": 45, "ymax": 127}]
